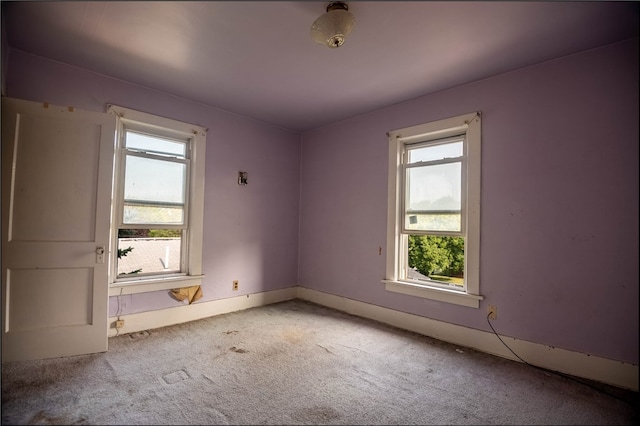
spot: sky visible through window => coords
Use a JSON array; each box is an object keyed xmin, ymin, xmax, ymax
[
  {"xmin": 406, "ymin": 140, "xmax": 462, "ymax": 213},
  {"xmin": 124, "ymin": 132, "xmax": 187, "ymax": 206}
]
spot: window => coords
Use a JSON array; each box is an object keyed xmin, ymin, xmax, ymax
[
  {"xmin": 384, "ymin": 112, "xmax": 482, "ymax": 308},
  {"xmin": 108, "ymin": 105, "xmax": 206, "ymax": 293}
]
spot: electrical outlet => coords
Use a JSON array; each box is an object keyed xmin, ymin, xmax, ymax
[
  {"xmin": 233, "ymin": 280, "xmax": 239, "ymax": 291},
  {"xmin": 115, "ymin": 319, "xmax": 125, "ymax": 329},
  {"xmin": 487, "ymin": 305, "xmax": 497, "ymax": 320}
]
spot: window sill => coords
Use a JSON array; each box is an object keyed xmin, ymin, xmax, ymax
[
  {"xmin": 382, "ymin": 279, "xmax": 483, "ymax": 308},
  {"xmin": 109, "ymin": 275, "xmax": 204, "ymax": 296}
]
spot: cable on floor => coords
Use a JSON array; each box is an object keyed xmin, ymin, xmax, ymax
[{"xmin": 486, "ymin": 313, "xmax": 637, "ymax": 407}]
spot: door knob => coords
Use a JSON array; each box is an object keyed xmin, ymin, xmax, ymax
[{"xmin": 96, "ymin": 246, "xmax": 105, "ymax": 263}]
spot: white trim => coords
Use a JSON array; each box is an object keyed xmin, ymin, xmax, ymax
[
  {"xmin": 385, "ymin": 138, "xmax": 402, "ymax": 284},
  {"xmin": 108, "ymin": 287, "xmax": 297, "ymax": 337},
  {"xmin": 107, "ymin": 286, "xmax": 638, "ymax": 391},
  {"xmin": 383, "ymin": 280, "xmax": 482, "ymax": 308},
  {"xmin": 386, "ymin": 112, "xmax": 482, "ymax": 307},
  {"xmin": 106, "ymin": 105, "xmax": 206, "ymax": 288},
  {"xmin": 297, "ymin": 287, "xmax": 638, "ymax": 392},
  {"xmin": 108, "ymin": 275, "xmax": 205, "ymax": 296},
  {"xmin": 106, "ymin": 105, "xmax": 207, "ymax": 138},
  {"xmin": 189, "ymin": 128, "xmax": 206, "ymax": 277}
]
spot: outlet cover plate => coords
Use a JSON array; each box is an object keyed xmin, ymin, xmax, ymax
[{"xmin": 487, "ymin": 305, "xmax": 497, "ymax": 320}]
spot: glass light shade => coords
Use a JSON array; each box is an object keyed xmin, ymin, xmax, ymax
[{"xmin": 310, "ymin": 8, "xmax": 355, "ymax": 48}]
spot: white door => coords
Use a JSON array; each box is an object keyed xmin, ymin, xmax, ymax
[{"xmin": 1, "ymin": 97, "xmax": 116, "ymax": 362}]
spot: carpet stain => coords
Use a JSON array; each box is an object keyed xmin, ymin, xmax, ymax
[
  {"xmin": 230, "ymin": 346, "xmax": 248, "ymax": 353},
  {"xmin": 28, "ymin": 410, "xmax": 85, "ymax": 425},
  {"xmin": 162, "ymin": 369, "xmax": 190, "ymax": 384},
  {"xmin": 282, "ymin": 326, "xmax": 305, "ymax": 343},
  {"xmin": 293, "ymin": 406, "xmax": 341, "ymax": 423}
]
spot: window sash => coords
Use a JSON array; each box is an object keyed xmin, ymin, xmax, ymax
[
  {"xmin": 117, "ymin": 140, "xmax": 191, "ymax": 278},
  {"xmin": 397, "ymin": 136, "xmax": 467, "ymax": 293},
  {"xmin": 403, "ymin": 166, "xmax": 462, "ymax": 232},
  {"xmin": 405, "ymin": 135, "xmax": 464, "ymax": 164},
  {"xmin": 125, "ymin": 130, "xmax": 187, "ymax": 158},
  {"xmin": 401, "ymin": 138, "xmax": 466, "ymax": 235},
  {"xmin": 120, "ymin": 150, "xmax": 190, "ymax": 228}
]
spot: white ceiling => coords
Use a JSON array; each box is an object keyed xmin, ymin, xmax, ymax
[{"xmin": 2, "ymin": 1, "xmax": 638, "ymax": 132}]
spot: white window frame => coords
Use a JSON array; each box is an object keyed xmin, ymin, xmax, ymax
[
  {"xmin": 383, "ymin": 112, "xmax": 483, "ymax": 308},
  {"xmin": 107, "ymin": 105, "xmax": 206, "ymax": 295}
]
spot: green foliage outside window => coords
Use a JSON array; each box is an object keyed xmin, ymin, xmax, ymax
[
  {"xmin": 408, "ymin": 235, "xmax": 464, "ymax": 279},
  {"xmin": 117, "ymin": 245, "xmax": 142, "ymax": 275},
  {"xmin": 148, "ymin": 229, "xmax": 181, "ymax": 238},
  {"xmin": 118, "ymin": 229, "xmax": 181, "ymax": 238}
]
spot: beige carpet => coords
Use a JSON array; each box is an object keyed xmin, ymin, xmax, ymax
[{"xmin": 2, "ymin": 299, "xmax": 637, "ymax": 425}]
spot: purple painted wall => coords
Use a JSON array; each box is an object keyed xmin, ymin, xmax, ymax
[
  {"xmin": 5, "ymin": 37, "xmax": 638, "ymax": 366},
  {"xmin": 299, "ymin": 38, "xmax": 639, "ymax": 364},
  {"xmin": 5, "ymin": 49, "xmax": 301, "ymax": 316}
]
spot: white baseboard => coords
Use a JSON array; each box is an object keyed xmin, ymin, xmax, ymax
[
  {"xmin": 108, "ymin": 287, "xmax": 297, "ymax": 337},
  {"xmin": 108, "ymin": 285, "xmax": 638, "ymax": 391},
  {"xmin": 297, "ymin": 287, "xmax": 639, "ymax": 392}
]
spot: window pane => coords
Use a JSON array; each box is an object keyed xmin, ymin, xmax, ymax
[
  {"xmin": 406, "ymin": 235, "xmax": 464, "ymax": 288},
  {"xmin": 405, "ymin": 162, "xmax": 461, "ymax": 232},
  {"xmin": 123, "ymin": 203, "xmax": 184, "ymax": 225},
  {"xmin": 126, "ymin": 131, "xmax": 186, "ymax": 158},
  {"xmin": 408, "ymin": 140, "xmax": 462, "ymax": 164},
  {"xmin": 117, "ymin": 229, "xmax": 182, "ymax": 276},
  {"xmin": 123, "ymin": 155, "xmax": 186, "ymax": 224}
]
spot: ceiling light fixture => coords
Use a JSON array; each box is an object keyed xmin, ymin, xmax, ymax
[{"xmin": 310, "ymin": 2, "xmax": 355, "ymax": 49}]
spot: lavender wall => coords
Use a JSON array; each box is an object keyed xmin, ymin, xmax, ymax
[
  {"xmin": 5, "ymin": 38, "xmax": 638, "ymax": 365},
  {"xmin": 5, "ymin": 49, "xmax": 301, "ymax": 316},
  {"xmin": 299, "ymin": 38, "xmax": 639, "ymax": 364}
]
